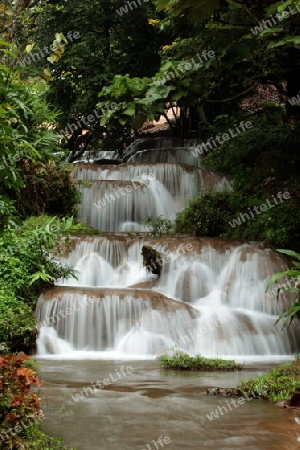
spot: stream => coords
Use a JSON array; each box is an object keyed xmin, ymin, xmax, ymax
[{"xmin": 38, "ymin": 359, "xmax": 299, "ymax": 450}]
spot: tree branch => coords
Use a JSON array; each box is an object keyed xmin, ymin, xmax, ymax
[{"xmin": 205, "ymin": 83, "xmax": 258, "ymax": 103}]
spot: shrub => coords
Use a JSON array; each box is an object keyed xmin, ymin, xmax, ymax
[
  {"xmin": 238, "ymin": 363, "xmax": 298, "ymax": 402},
  {"xmin": 0, "ymin": 353, "xmax": 42, "ymax": 449},
  {"xmin": 12, "ymin": 160, "xmax": 80, "ymax": 218},
  {"xmin": 145, "ymin": 215, "xmax": 174, "ymax": 237},
  {"xmin": 202, "ymin": 124, "xmax": 300, "ymax": 183},
  {"xmin": 176, "ymin": 124, "xmax": 300, "ymax": 249},
  {"xmin": 175, "ymin": 192, "xmax": 233, "ymax": 236},
  {"xmin": 0, "ymin": 218, "xmax": 75, "ymax": 305},
  {"xmin": 0, "ymin": 353, "xmax": 76, "ymax": 450},
  {"xmin": 0, "ymin": 289, "xmax": 37, "ymax": 353},
  {"xmin": 0, "ymin": 216, "xmax": 77, "ymax": 352}
]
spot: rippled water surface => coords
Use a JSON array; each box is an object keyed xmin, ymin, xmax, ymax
[{"xmin": 38, "ymin": 359, "xmax": 299, "ymax": 450}]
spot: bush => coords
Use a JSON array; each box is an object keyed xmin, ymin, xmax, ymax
[
  {"xmin": 176, "ymin": 124, "xmax": 300, "ymax": 249},
  {"xmin": 0, "ymin": 290, "xmax": 37, "ymax": 353},
  {"xmin": 22, "ymin": 427, "xmax": 77, "ymax": 450},
  {"xmin": 0, "ymin": 353, "xmax": 76, "ymax": 450},
  {"xmin": 202, "ymin": 124, "xmax": 300, "ymax": 183},
  {"xmin": 175, "ymin": 192, "xmax": 233, "ymax": 236},
  {"xmin": 0, "ymin": 353, "xmax": 42, "ymax": 449},
  {"xmin": 145, "ymin": 216, "xmax": 174, "ymax": 237},
  {"xmin": 11, "ymin": 160, "xmax": 80, "ymax": 218},
  {"xmin": 238, "ymin": 363, "xmax": 298, "ymax": 402},
  {"xmin": 238, "ymin": 201, "xmax": 300, "ymax": 249},
  {"xmin": 0, "ymin": 218, "xmax": 75, "ymax": 305},
  {"xmin": 0, "ymin": 216, "xmax": 77, "ymax": 352}
]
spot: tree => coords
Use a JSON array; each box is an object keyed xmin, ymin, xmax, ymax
[
  {"xmin": 30, "ymin": 0, "xmax": 165, "ymax": 158},
  {"xmin": 156, "ymin": 0, "xmax": 300, "ymax": 108},
  {"xmin": 98, "ymin": 0, "xmax": 300, "ymax": 138}
]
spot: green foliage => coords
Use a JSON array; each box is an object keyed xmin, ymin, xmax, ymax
[
  {"xmin": 145, "ymin": 215, "xmax": 174, "ymax": 237},
  {"xmin": 20, "ymin": 215, "xmax": 99, "ymax": 236},
  {"xmin": 97, "ymin": 49, "xmax": 219, "ymax": 137},
  {"xmin": 242, "ymin": 202, "xmax": 300, "ymax": 249},
  {"xmin": 260, "ymin": 101, "xmax": 286, "ymax": 125},
  {"xmin": 0, "ymin": 56, "xmax": 38, "ymax": 200},
  {"xmin": 33, "ymin": 0, "xmax": 164, "ymax": 153},
  {"xmin": 0, "ymin": 216, "xmax": 78, "ymax": 352},
  {"xmin": 0, "ymin": 197, "xmax": 17, "ymax": 230},
  {"xmin": 0, "ymin": 217, "xmax": 76, "ymax": 302},
  {"xmin": 175, "ymin": 193, "xmax": 233, "ymax": 236},
  {"xmin": 0, "ymin": 40, "xmax": 79, "ymax": 225},
  {"xmin": 238, "ymin": 363, "xmax": 298, "ymax": 402},
  {"xmin": 202, "ymin": 124, "xmax": 300, "ymax": 180},
  {"xmin": 267, "ymin": 249, "xmax": 300, "ymax": 327},
  {"xmin": 98, "ymin": 74, "xmax": 173, "ymax": 131},
  {"xmin": 160, "ymin": 351, "xmax": 243, "ymax": 371},
  {"xmin": 182, "ymin": 124, "xmax": 300, "ymax": 249},
  {"xmin": 22, "ymin": 426, "xmax": 77, "ymax": 450},
  {"xmin": 176, "ymin": 190, "xmax": 299, "ymax": 249},
  {"xmin": 156, "ymin": 0, "xmax": 221, "ymax": 21},
  {"xmin": 0, "ymin": 289, "xmax": 37, "ymax": 353},
  {"xmin": 13, "ymin": 160, "xmax": 80, "ymax": 218}
]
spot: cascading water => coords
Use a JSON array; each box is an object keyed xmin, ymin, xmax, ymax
[
  {"xmin": 78, "ymin": 178, "xmax": 178, "ymax": 232},
  {"xmin": 35, "ymin": 138, "xmax": 299, "ymax": 360},
  {"xmin": 36, "ymin": 233, "xmax": 298, "ymax": 359}
]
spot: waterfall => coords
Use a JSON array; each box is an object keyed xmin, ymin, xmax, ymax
[
  {"xmin": 36, "ymin": 235, "xmax": 298, "ymax": 358},
  {"xmin": 35, "ymin": 138, "xmax": 299, "ymax": 360},
  {"xmin": 36, "ymin": 287, "xmax": 197, "ymax": 357},
  {"xmin": 74, "ymin": 162, "xmax": 201, "ymax": 201},
  {"xmin": 78, "ymin": 178, "xmax": 177, "ymax": 232},
  {"xmin": 127, "ymin": 147, "xmax": 199, "ymax": 167}
]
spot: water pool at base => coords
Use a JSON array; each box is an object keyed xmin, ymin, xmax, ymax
[{"xmin": 38, "ymin": 359, "xmax": 299, "ymax": 450}]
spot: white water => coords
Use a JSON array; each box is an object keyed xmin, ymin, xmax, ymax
[
  {"xmin": 36, "ymin": 236, "xmax": 297, "ymax": 359},
  {"xmin": 74, "ymin": 162, "xmax": 231, "ymax": 198},
  {"xmin": 74, "ymin": 149, "xmax": 118, "ymax": 162},
  {"xmin": 78, "ymin": 178, "xmax": 178, "ymax": 231},
  {"xmin": 75, "ymin": 164, "xmax": 231, "ymax": 231},
  {"xmin": 36, "ymin": 145, "xmax": 299, "ymax": 360}
]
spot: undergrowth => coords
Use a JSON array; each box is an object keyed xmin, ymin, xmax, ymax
[
  {"xmin": 160, "ymin": 352, "xmax": 243, "ymax": 371},
  {"xmin": 238, "ymin": 362, "xmax": 300, "ymax": 402}
]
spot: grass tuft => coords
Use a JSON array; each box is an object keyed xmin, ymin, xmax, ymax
[{"xmin": 160, "ymin": 352, "xmax": 243, "ymax": 371}]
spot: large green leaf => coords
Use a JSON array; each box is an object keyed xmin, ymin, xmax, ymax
[
  {"xmin": 267, "ymin": 35, "xmax": 300, "ymax": 49},
  {"xmin": 122, "ymin": 103, "xmax": 136, "ymax": 116},
  {"xmin": 277, "ymin": 249, "xmax": 300, "ymax": 261}
]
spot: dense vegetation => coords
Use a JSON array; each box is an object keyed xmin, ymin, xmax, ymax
[{"xmin": 175, "ymin": 122, "xmax": 300, "ymax": 250}]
